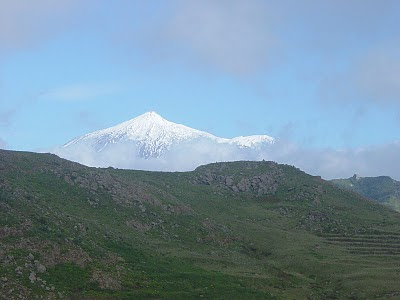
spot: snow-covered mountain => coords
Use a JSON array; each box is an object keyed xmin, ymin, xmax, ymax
[{"xmin": 53, "ymin": 111, "xmax": 275, "ymax": 170}]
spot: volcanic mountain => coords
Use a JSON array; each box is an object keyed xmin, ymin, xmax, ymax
[{"xmin": 53, "ymin": 111, "xmax": 275, "ymax": 170}]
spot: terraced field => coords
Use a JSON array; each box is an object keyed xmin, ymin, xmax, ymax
[
  {"xmin": 322, "ymin": 231, "xmax": 400, "ymax": 256},
  {"xmin": 1, "ymin": 150, "xmax": 400, "ymax": 298}
]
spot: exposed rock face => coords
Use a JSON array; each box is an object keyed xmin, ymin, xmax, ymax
[
  {"xmin": 3, "ymin": 149, "xmax": 400, "ymax": 299},
  {"xmin": 29, "ymin": 272, "xmax": 36, "ymax": 283},
  {"xmin": 195, "ymin": 161, "xmax": 283, "ymax": 196},
  {"xmin": 35, "ymin": 262, "xmax": 46, "ymax": 273}
]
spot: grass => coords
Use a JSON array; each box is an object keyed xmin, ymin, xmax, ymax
[
  {"xmin": 0, "ymin": 150, "xmax": 400, "ymax": 299},
  {"xmin": 332, "ymin": 175, "xmax": 400, "ymax": 212}
]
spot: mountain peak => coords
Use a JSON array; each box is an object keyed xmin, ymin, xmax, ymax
[
  {"xmin": 146, "ymin": 111, "xmax": 159, "ymax": 115},
  {"xmin": 63, "ymin": 111, "xmax": 213, "ymax": 157},
  {"xmin": 127, "ymin": 111, "xmax": 167, "ymax": 125},
  {"xmin": 137, "ymin": 111, "xmax": 164, "ymax": 119},
  {"xmin": 60, "ymin": 111, "xmax": 275, "ymax": 161}
]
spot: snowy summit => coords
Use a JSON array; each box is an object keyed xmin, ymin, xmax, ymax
[
  {"xmin": 63, "ymin": 111, "xmax": 217, "ymax": 158},
  {"xmin": 54, "ymin": 111, "xmax": 275, "ymax": 170}
]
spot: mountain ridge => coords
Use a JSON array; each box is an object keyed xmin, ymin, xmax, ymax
[
  {"xmin": 331, "ymin": 174, "xmax": 400, "ymax": 212},
  {"xmin": 54, "ymin": 111, "xmax": 275, "ymax": 169},
  {"xmin": 63, "ymin": 111, "xmax": 217, "ymax": 156},
  {"xmin": 1, "ymin": 149, "xmax": 400, "ymax": 298}
]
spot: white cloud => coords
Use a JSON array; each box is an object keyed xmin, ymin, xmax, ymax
[
  {"xmin": 167, "ymin": 0, "xmax": 278, "ymax": 74},
  {"xmin": 0, "ymin": 137, "xmax": 7, "ymax": 149},
  {"xmin": 39, "ymin": 83, "xmax": 118, "ymax": 101},
  {"xmin": 353, "ymin": 45, "xmax": 400, "ymax": 103},
  {"xmin": 128, "ymin": 0, "xmax": 279, "ymax": 75},
  {"xmin": 319, "ymin": 42, "xmax": 400, "ymax": 105},
  {"xmin": 51, "ymin": 137, "xmax": 400, "ymax": 180},
  {"xmin": 0, "ymin": 0, "xmax": 86, "ymax": 51},
  {"xmin": 265, "ymin": 140, "xmax": 400, "ymax": 180}
]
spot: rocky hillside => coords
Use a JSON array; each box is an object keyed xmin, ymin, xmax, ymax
[
  {"xmin": 1, "ymin": 150, "xmax": 400, "ymax": 299},
  {"xmin": 332, "ymin": 175, "xmax": 400, "ymax": 212}
]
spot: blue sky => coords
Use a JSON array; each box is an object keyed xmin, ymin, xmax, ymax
[{"xmin": 1, "ymin": 0, "xmax": 400, "ymax": 177}]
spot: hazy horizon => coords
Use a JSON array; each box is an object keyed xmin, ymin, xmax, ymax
[{"xmin": 1, "ymin": 0, "xmax": 399, "ymax": 179}]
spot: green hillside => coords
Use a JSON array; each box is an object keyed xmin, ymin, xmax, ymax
[
  {"xmin": 332, "ymin": 175, "xmax": 400, "ymax": 213},
  {"xmin": 1, "ymin": 150, "xmax": 400, "ymax": 299}
]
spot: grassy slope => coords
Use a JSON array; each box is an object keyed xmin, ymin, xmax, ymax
[
  {"xmin": 332, "ymin": 175, "xmax": 400, "ymax": 213},
  {"xmin": 1, "ymin": 150, "xmax": 400, "ymax": 299}
]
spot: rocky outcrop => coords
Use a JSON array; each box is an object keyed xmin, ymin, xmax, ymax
[{"xmin": 195, "ymin": 161, "xmax": 283, "ymax": 196}]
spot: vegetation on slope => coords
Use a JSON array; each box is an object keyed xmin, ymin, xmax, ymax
[
  {"xmin": 332, "ymin": 175, "xmax": 400, "ymax": 212},
  {"xmin": 1, "ymin": 150, "xmax": 400, "ymax": 299}
]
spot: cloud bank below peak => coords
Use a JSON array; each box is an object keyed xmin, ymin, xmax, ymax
[
  {"xmin": 52, "ymin": 136, "xmax": 400, "ymax": 181},
  {"xmin": 269, "ymin": 140, "xmax": 400, "ymax": 180}
]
